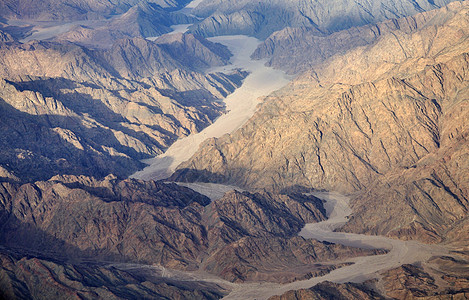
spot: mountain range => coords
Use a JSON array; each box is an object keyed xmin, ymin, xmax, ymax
[
  {"xmin": 0, "ymin": 0, "xmax": 468, "ymax": 299},
  {"xmin": 174, "ymin": 1, "xmax": 469, "ymax": 245},
  {"xmin": 190, "ymin": 0, "xmax": 455, "ymax": 38}
]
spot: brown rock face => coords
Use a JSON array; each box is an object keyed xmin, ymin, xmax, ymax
[
  {"xmin": 0, "ymin": 34, "xmax": 246, "ymax": 182},
  {"xmin": 380, "ymin": 261, "xmax": 469, "ymax": 299},
  {"xmin": 0, "ymin": 175, "xmax": 382, "ymax": 285},
  {"xmin": 201, "ymin": 191, "xmax": 382, "ymax": 283},
  {"xmin": 172, "ymin": 2, "xmax": 469, "ymax": 243},
  {"xmin": 381, "ymin": 264, "xmax": 439, "ymax": 299},
  {"xmin": 0, "ymin": 176, "xmax": 211, "ymax": 268},
  {"xmin": 252, "ymin": 2, "xmax": 467, "ymax": 75}
]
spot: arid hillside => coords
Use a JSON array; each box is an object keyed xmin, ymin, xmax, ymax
[{"xmin": 173, "ymin": 2, "xmax": 469, "ymax": 244}]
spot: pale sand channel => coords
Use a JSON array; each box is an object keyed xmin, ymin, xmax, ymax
[{"xmin": 131, "ymin": 35, "xmax": 292, "ymax": 180}]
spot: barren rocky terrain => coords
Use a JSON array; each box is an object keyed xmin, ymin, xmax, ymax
[
  {"xmin": 190, "ymin": 0, "xmax": 456, "ymax": 38},
  {"xmin": 173, "ymin": 1, "xmax": 469, "ymax": 244},
  {"xmin": 0, "ymin": 31, "xmax": 248, "ymax": 182},
  {"xmin": 0, "ymin": 0, "xmax": 468, "ymax": 299},
  {"xmin": 0, "ymin": 175, "xmax": 383, "ymax": 295}
]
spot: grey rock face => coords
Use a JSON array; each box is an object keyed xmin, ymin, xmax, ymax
[
  {"xmin": 251, "ymin": 5, "xmax": 448, "ymax": 74},
  {"xmin": 0, "ymin": 0, "xmax": 192, "ymax": 21},
  {"xmin": 190, "ymin": 0, "xmax": 456, "ymax": 38},
  {"xmin": 54, "ymin": 2, "xmax": 196, "ymax": 48}
]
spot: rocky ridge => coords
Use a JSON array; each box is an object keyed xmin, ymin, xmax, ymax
[
  {"xmin": 0, "ymin": 33, "xmax": 246, "ymax": 182},
  {"xmin": 0, "ymin": 250, "xmax": 225, "ymax": 300},
  {"xmin": 0, "ymin": 0, "xmax": 468, "ymax": 299},
  {"xmin": 270, "ymin": 259, "xmax": 469, "ymax": 299},
  {"xmin": 0, "ymin": 0, "xmax": 192, "ymax": 21},
  {"xmin": 53, "ymin": 2, "xmax": 196, "ymax": 49},
  {"xmin": 252, "ymin": 2, "xmax": 468, "ymax": 74},
  {"xmin": 190, "ymin": 0, "xmax": 456, "ymax": 39}
]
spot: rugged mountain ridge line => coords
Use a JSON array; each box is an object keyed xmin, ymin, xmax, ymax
[
  {"xmin": 189, "ymin": 0, "xmax": 456, "ymax": 39},
  {"xmin": 0, "ymin": 0, "xmax": 192, "ymax": 21},
  {"xmin": 0, "ymin": 250, "xmax": 226, "ymax": 300},
  {"xmin": 270, "ymin": 260, "xmax": 469, "ymax": 299},
  {"xmin": 0, "ymin": 33, "xmax": 247, "ymax": 182},
  {"xmin": 252, "ymin": 1, "xmax": 469, "ymax": 74}
]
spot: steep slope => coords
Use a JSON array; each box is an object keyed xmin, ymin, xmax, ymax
[
  {"xmin": 172, "ymin": 2, "xmax": 469, "ymax": 243},
  {"xmin": 0, "ymin": 35, "xmax": 246, "ymax": 182},
  {"xmin": 154, "ymin": 33, "xmax": 232, "ymax": 71},
  {"xmin": 269, "ymin": 281, "xmax": 384, "ymax": 300},
  {"xmin": 190, "ymin": 0, "xmax": 456, "ymax": 39},
  {"xmin": 252, "ymin": 1, "xmax": 467, "ymax": 74},
  {"xmin": 108, "ymin": 2, "xmax": 192, "ymax": 38},
  {"xmin": 0, "ymin": 36, "xmax": 232, "ymax": 83},
  {"xmin": 54, "ymin": 2, "xmax": 195, "ymax": 49},
  {"xmin": 0, "ymin": 29, "xmax": 14, "ymax": 42},
  {"xmin": 270, "ymin": 260, "xmax": 469, "ymax": 299}
]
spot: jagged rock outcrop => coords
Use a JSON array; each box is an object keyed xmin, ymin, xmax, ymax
[
  {"xmin": 200, "ymin": 190, "xmax": 383, "ymax": 283},
  {"xmin": 172, "ymin": 3, "xmax": 469, "ymax": 242},
  {"xmin": 0, "ymin": 36, "xmax": 233, "ymax": 84},
  {"xmin": 0, "ymin": 176, "xmax": 211, "ymax": 268},
  {"xmin": 108, "ymin": 2, "xmax": 193, "ymax": 39},
  {"xmin": 190, "ymin": 0, "xmax": 456, "ymax": 39},
  {"xmin": 154, "ymin": 33, "xmax": 232, "ymax": 71},
  {"xmin": 0, "ymin": 34, "xmax": 246, "ymax": 181},
  {"xmin": 379, "ymin": 261, "xmax": 469, "ymax": 299},
  {"xmin": 0, "ymin": 175, "xmax": 382, "ymax": 285},
  {"xmin": 269, "ymin": 281, "xmax": 384, "ymax": 300}
]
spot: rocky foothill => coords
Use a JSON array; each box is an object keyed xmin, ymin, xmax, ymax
[{"xmin": 0, "ymin": 174, "xmax": 382, "ymax": 298}]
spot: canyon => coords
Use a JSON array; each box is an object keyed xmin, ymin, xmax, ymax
[{"xmin": 0, "ymin": 0, "xmax": 468, "ymax": 299}]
